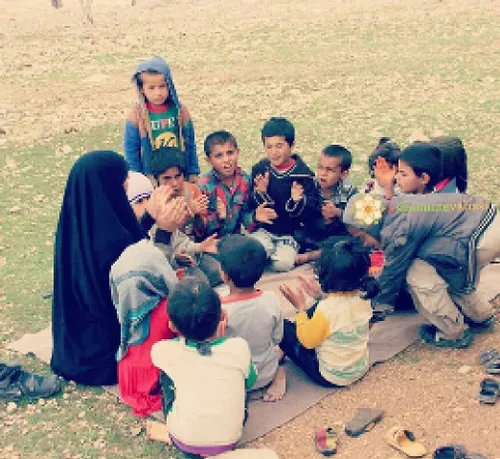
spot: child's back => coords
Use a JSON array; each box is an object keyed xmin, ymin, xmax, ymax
[
  {"xmin": 218, "ymin": 235, "xmax": 285, "ymax": 396},
  {"xmin": 151, "ymin": 279, "xmax": 255, "ymax": 455},
  {"xmin": 152, "ymin": 335, "xmax": 251, "ymax": 446},
  {"xmin": 223, "ymin": 290, "xmax": 283, "ymax": 389},
  {"xmin": 310, "ymin": 293, "xmax": 372, "ymax": 385}
]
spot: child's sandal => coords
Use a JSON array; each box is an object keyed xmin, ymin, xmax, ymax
[{"xmin": 314, "ymin": 427, "xmax": 339, "ymax": 456}]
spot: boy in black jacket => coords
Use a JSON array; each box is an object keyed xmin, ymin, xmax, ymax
[{"xmin": 247, "ymin": 117, "xmax": 321, "ymax": 272}]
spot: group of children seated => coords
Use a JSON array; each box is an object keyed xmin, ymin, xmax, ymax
[{"xmin": 106, "ymin": 56, "xmax": 498, "ymax": 457}]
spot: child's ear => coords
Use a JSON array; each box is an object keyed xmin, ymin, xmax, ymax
[
  {"xmin": 215, "ymin": 309, "xmax": 228, "ymax": 338},
  {"xmin": 340, "ymin": 169, "xmax": 349, "ymax": 180},
  {"xmin": 219, "ymin": 268, "xmax": 230, "ymax": 284},
  {"xmin": 205, "ymin": 156, "xmax": 213, "ymax": 166},
  {"xmin": 421, "ymin": 172, "xmax": 431, "ymax": 187}
]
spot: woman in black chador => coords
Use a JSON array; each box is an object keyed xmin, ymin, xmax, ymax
[{"xmin": 51, "ymin": 151, "xmax": 144, "ymax": 385}]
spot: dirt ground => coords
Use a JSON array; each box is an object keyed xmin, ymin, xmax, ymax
[{"xmin": 1, "ymin": 0, "xmax": 499, "ymax": 458}]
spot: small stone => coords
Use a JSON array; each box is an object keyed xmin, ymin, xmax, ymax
[
  {"xmin": 78, "ymin": 411, "xmax": 85, "ymax": 418},
  {"xmin": 458, "ymin": 365, "xmax": 472, "ymax": 374},
  {"xmin": 8, "ymin": 206, "xmax": 21, "ymax": 214},
  {"xmin": 6, "ymin": 402, "xmax": 17, "ymax": 413},
  {"xmin": 38, "ymin": 398, "xmax": 45, "ymax": 406}
]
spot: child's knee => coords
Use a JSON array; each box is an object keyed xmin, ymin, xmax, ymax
[
  {"xmin": 271, "ymin": 250, "xmax": 296, "ymax": 272},
  {"xmin": 249, "ymin": 231, "xmax": 275, "ymax": 257}
]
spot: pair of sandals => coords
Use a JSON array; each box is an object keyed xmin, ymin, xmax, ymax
[
  {"xmin": 478, "ymin": 348, "xmax": 499, "ymax": 405},
  {"xmin": 314, "ymin": 408, "xmax": 385, "ymax": 456}
]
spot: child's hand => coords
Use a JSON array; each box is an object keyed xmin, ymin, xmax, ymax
[
  {"xmin": 297, "ymin": 275, "xmax": 323, "ymax": 300},
  {"xmin": 174, "ymin": 251, "xmax": 196, "ymax": 267},
  {"xmin": 216, "ymin": 197, "xmax": 227, "ymax": 221},
  {"xmin": 290, "ymin": 181, "xmax": 304, "ymax": 202},
  {"xmin": 196, "ymin": 234, "xmax": 219, "ymax": 254},
  {"xmin": 322, "ymin": 201, "xmax": 340, "ymax": 222},
  {"xmin": 373, "ymin": 156, "xmax": 396, "ymax": 190},
  {"xmin": 254, "ymin": 171, "xmax": 270, "ymax": 193},
  {"xmin": 255, "ymin": 202, "xmax": 277, "ymax": 224},
  {"xmin": 156, "ymin": 196, "xmax": 189, "ymax": 232},
  {"xmin": 279, "ymin": 283, "xmax": 308, "ymax": 312},
  {"xmin": 190, "ymin": 194, "xmax": 209, "ymax": 215}
]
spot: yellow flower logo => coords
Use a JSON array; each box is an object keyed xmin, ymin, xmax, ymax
[{"xmin": 354, "ymin": 194, "xmax": 383, "ymax": 225}]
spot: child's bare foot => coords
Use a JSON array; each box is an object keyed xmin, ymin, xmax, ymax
[{"xmin": 263, "ymin": 366, "xmax": 286, "ymax": 402}]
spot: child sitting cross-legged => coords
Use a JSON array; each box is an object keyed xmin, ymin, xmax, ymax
[
  {"xmin": 247, "ymin": 117, "xmax": 321, "ymax": 272},
  {"xmin": 218, "ymin": 234, "xmax": 286, "ymax": 402},
  {"xmin": 151, "ymin": 279, "xmax": 256, "ymax": 457},
  {"xmin": 279, "ymin": 238, "xmax": 379, "ymax": 387}
]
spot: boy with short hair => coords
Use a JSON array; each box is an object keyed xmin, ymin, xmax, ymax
[
  {"xmin": 147, "ymin": 146, "xmax": 207, "ymax": 240},
  {"xmin": 295, "ymin": 144, "xmax": 358, "ymax": 264},
  {"xmin": 197, "ymin": 130, "xmax": 277, "ymax": 237},
  {"xmin": 123, "ymin": 56, "xmax": 200, "ymax": 181},
  {"xmin": 146, "ymin": 146, "xmax": 221, "ymax": 285},
  {"xmin": 218, "ymin": 235, "xmax": 286, "ymax": 402},
  {"xmin": 247, "ymin": 117, "xmax": 321, "ymax": 272}
]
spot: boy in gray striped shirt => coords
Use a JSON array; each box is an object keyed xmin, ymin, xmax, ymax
[{"xmin": 218, "ymin": 235, "xmax": 286, "ymax": 402}]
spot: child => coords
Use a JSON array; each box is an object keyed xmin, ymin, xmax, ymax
[
  {"xmin": 295, "ymin": 144, "xmax": 358, "ymax": 264},
  {"xmin": 247, "ymin": 117, "xmax": 321, "ymax": 272},
  {"xmin": 218, "ymin": 235, "xmax": 286, "ymax": 402},
  {"xmin": 123, "ymin": 56, "xmax": 200, "ymax": 181},
  {"xmin": 365, "ymin": 137, "xmax": 401, "ymax": 198},
  {"xmin": 147, "ymin": 145, "xmax": 208, "ymax": 240},
  {"xmin": 198, "ymin": 130, "xmax": 277, "ymax": 237},
  {"xmin": 279, "ymin": 238, "xmax": 378, "ymax": 387},
  {"xmin": 151, "ymin": 279, "xmax": 256, "ymax": 456},
  {"xmin": 110, "ymin": 239, "xmax": 178, "ymax": 417},
  {"xmin": 430, "ymin": 136, "xmax": 468, "ymax": 193},
  {"xmin": 343, "ymin": 191, "xmax": 499, "ymax": 348},
  {"xmin": 126, "ymin": 171, "xmax": 154, "ymax": 219},
  {"xmin": 396, "ymin": 142, "xmax": 442, "ymax": 194}
]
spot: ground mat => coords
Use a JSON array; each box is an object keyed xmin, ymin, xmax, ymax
[{"xmin": 9, "ymin": 263, "xmax": 499, "ymax": 443}]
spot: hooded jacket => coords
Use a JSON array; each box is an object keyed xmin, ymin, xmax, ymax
[
  {"xmin": 123, "ymin": 56, "xmax": 199, "ymax": 177},
  {"xmin": 373, "ymin": 193, "xmax": 496, "ymax": 306}
]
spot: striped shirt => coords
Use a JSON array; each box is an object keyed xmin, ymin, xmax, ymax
[{"xmin": 295, "ymin": 292, "xmax": 372, "ymax": 386}]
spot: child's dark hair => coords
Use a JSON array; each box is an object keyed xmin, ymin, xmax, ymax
[
  {"xmin": 218, "ymin": 235, "xmax": 267, "ymax": 288},
  {"xmin": 368, "ymin": 137, "xmax": 401, "ymax": 174},
  {"xmin": 146, "ymin": 146, "xmax": 186, "ymax": 180},
  {"xmin": 430, "ymin": 136, "xmax": 468, "ymax": 192},
  {"xmin": 315, "ymin": 237, "xmax": 379, "ymax": 299},
  {"xmin": 322, "ymin": 144, "xmax": 353, "ymax": 172},
  {"xmin": 203, "ymin": 130, "xmax": 238, "ymax": 157},
  {"xmin": 261, "ymin": 117, "xmax": 295, "ymax": 146},
  {"xmin": 399, "ymin": 142, "xmax": 442, "ymax": 190},
  {"xmin": 167, "ymin": 278, "xmax": 221, "ymax": 355}
]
